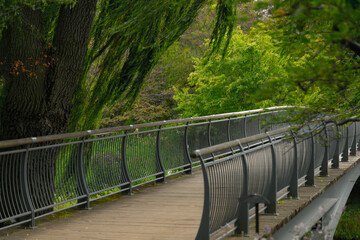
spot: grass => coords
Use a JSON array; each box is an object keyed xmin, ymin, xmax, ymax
[
  {"xmin": 334, "ymin": 177, "xmax": 360, "ymax": 240},
  {"xmin": 334, "ymin": 195, "xmax": 360, "ymax": 240}
]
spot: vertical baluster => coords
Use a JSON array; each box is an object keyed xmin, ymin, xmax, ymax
[
  {"xmin": 121, "ymin": 131, "xmax": 133, "ymax": 195},
  {"xmin": 227, "ymin": 117, "xmax": 236, "ymax": 155},
  {"xmin": 77, "ymin": 137, "xmax": 91, "ymax": 210},
  {"xmin": 208, "ymin": 120, "xmax": 215, "ymax": 160},
  {"xmin": 332, "ymin": 124, "xmax": 340, "ymax": 168},
  {"xmin": 195, "ymin": 154, "xmax": 210, "ymax": 240},
  {"xmin": 22, "ymin": 145, "xmax": 36, "ymax": 227},
  {"xmin": 235, "ymin": 140, "xmax": 249, "ymax": 235},
  {"xmin": 156, "ymin": 126, "xmax": 166, "ymax": 183},
  {"xmin": 257, "ymin": 112, "xmax": 261, "ymax": 134},
  {"xmin": 243, "ymin": 115, "xmax": 248, "ymax": 151},
  {"xmin": 243, "ymin": 115, "xmax": 248, "ymax": 138},
  {"xmin": 183, "ymin": 122, "xmax": 192, "ymax": 174},
  {"xmin": 306, "ymin": 126, "xmax": 315, "ymax": 186},
  {"xmin": 320, "ymin": 122, "xmax": 329, "ymax": 177},
  {"xmin": 350, "ymin": 122, "xmax": 357, "ymax": 156},
  {"xmin": 289, "ymin": 130, "xmax": 298, "ymax": 199},
  {"xmin": 342, "ymin": 126, "xmax": 349, "ymax": 162},
  {"xmin": 266, "ymin": 133, "xmax": 277, "ymax": 214},
  {"xmin": 227, "ymin": 117, "xmax": 232, "ymax": 142}
]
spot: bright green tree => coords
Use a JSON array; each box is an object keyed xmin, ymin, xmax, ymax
[
  {"xmin": 174, "ymin": 25, "xmax": 298, "ymax": 117},
  {"xmin": 254, "ymin": 0, "xmax": 360, "ymax": 121},
  {"xmin": 175, "ymin": 0, "xmax": 360, "ymax": 122}
]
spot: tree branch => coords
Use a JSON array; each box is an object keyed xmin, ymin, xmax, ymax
[{"xmin": 340, "ymin": 39, "xmax": 360, "ymax": 57}]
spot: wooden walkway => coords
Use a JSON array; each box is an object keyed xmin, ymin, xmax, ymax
[
  {"xmin": 1, "ymin": 155, "xmax": 359, "ymax": 240},
  {"xmin": 0, "ymin": 171, "xmax": 204, "ymax": 240}
]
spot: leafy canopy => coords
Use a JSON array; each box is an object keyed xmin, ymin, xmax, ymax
[
  {"xmin": 68, "ymin": 0, "xmax": 237, "ymax": 131},
  {"xmin": 176, "ymin": 0, "xmax": 360, "ymax": 123},
  {"xmin": 174, "ymin": 24, "xmax": 303, "ymax": 117},
  {"xmin": 259, "ymin": 0, "xmax": 360, "ymax": 120}
]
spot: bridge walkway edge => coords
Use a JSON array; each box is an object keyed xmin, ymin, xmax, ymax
[{"xmin": 228, "ymin": 153, "xmax": 360, "ymax": 240}]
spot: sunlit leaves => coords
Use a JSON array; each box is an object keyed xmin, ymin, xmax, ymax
[
  {"xmin": 174, "ymin": 25, "xmax": 290, "ymax": 117},
  {"xmin": 253, "ymin": 0, "xmax": 360, "ymax": 120}
]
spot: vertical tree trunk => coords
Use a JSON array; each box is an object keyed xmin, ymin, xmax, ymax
[
  {"xmin": 0, "ymin": 0, "xmax": 97, "ymax": 223},
  {"xmin": 0, "ymin": 0, "xmax": 97, "ymax": 140}
]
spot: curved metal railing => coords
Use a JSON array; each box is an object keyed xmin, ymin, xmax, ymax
[
  {"xmin": 0, "ymin": 106, "xmax": 296, "ymax": 230},
  {"xmin": 192, "ymin": 120, "xmax": 359, "ymax": 240}
]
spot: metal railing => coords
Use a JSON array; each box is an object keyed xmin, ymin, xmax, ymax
[
  {"xmin": 192, "ymin": 119, "xmax": 359, "ymax": 240},
  {"xmin": 0, "ymin": 106, "xmax": 294, "ymax": 230}
]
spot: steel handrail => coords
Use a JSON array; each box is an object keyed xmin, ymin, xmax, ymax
[
  {"xmin": 190, "ymin": 126, "xmax": 292, "ymax": 158},
  {"xmin": 190, "ymin": 114, "xmax": 340, "ymax": 158},
  {"xmin": 0, "ymin": 106, "xmax": 300, "ymax": 149}
]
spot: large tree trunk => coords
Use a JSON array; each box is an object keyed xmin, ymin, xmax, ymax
[
  {"xmin": 0, "ymin": 0, "xmax": 97, "ymax": 224},
  {"xmin": 0, "ymin": 0, "xmax": 97, "ymax": 140}
]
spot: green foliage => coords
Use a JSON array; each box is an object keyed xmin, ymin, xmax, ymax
[
  {"xmin": 335, "ymin": 201, "xmax": 360, "ymax": 239},
  {"xmin": 0, "ymin": 1, "xmax": 74, "ymax": 38},
  {"xmin": 68, "ymin": 0, "xmax": 238, "ymax": 132},
  {"xmin": 174, "ymin": 24, "xmax": 294, "ymax": 117},
  {"xmin": 254, "ymin": 0, "xmax": 360, "ymax": 119},
  {"xmin": 101, "ymin": 6, "xmax": 213, "ymax": 126}
]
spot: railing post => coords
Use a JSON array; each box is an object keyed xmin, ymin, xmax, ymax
[
  {"xmin": 270, "ymin": 110, "xmax": 277, "ymax": 131},
  {"xmin": 22, "ymin": 145, "xmax": 36, "ymax": 228},
  {"xmin": 243, "ymin": 115, "xmax": 248, "ymax": 150},
  {"xmin": 305, "ymin": 126, "xmax": 315, "ymax": 186},
  {"xmin": 121, "ymin": 131, "xmax": 132, "ymax": 195},
  {"xmin": 228, "ymin": 117, "xmax": 237, "ymax": 155},
  {"xmin": 289, "ymin": 130, "xmax": 298, "ymax": 199},
  {"xmin": 320, "ymin": 121, "xmax": 329, "ymax": 177},
  {"xmin": 243, "ymin": 114, "xmax": 248, "ymax": 138},
  {"xmin": 183, "ymin": 122, "xmax": 192, "ymax": 174},
  {"xmin": 350, "ymin": 122, "xmax": 357, "ymax": 156},
  {"xmin": 207, "ymin": 120, "xmax": 215, "ymax": 159},
  {"xmin": 342, "ymin": 126, "xmax": 349, "ymax": 162},
  {"xmin": 235, "ymin": 140, "xmax": 249, "ymax": 235},
  {"xmin": 195, "ymin": 154, "xmax": 210, "ymax": 240},
  {"xmin": 77, "ymin": 137, "xmax": 91, "ymax": 210},
  {"xmin": 227, "ymin": 117, "xmax": 232, "ymax": 142},
  {"xmin": 156, "ymin": 126, "xmax": 166, "ymax": 183},
  {"xmin": 332, "ymin": 124, "xmax": 340, "ymax": 168},
  {"xmin": 265, "ymin": 133, "xmax": 277, "ymax": 214}
]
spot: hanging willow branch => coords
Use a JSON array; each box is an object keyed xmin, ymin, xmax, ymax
[{"xmin": 69, "ymin": 0, "xmax": 238, "ymax": 131}]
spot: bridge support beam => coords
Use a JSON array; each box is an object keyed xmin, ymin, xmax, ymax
[{"xmin": 272, "ymin": 161, "xmax": 360, "ymax": 240}]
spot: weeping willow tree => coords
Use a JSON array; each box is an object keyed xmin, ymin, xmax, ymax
[{"xmin": 0, "ymin": 0, "xmax": 237, "ymax": 140}]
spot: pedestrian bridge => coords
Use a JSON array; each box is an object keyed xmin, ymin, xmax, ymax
[{"xmin": 0, "ymin": 106, "xmax": 359, "ymax": 239}]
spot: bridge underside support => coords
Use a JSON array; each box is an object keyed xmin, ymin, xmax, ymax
[{"xmin": 272, "ymin": 161, "xmax": 360, "ymax": 240}]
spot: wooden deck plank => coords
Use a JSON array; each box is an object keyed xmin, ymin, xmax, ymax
[{"xmin": 0, "ymin": 171, "xmax": 204, "ymax": 240}]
